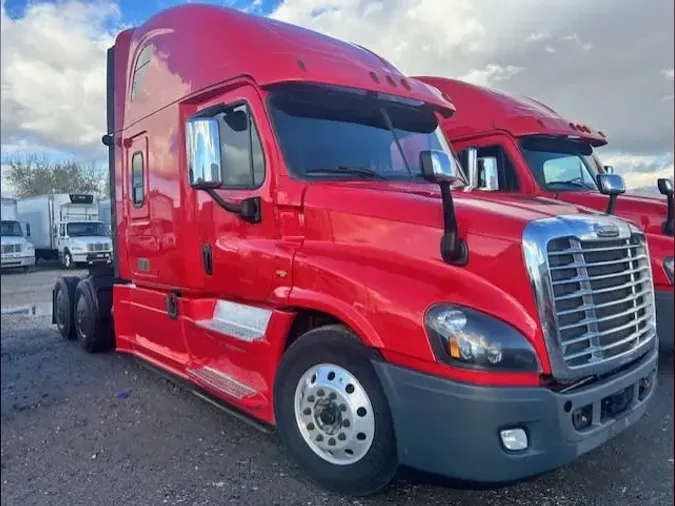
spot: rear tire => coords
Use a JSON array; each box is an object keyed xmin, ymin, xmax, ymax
[
  {"xmin": 274, "ymin": 325, "xmax": 398, "ymax": 496},
  {"xmin": 74, "ymin": 280, "xmax": 114, "ymax": 353},
  {"xmin": 53, "ymin": 276, "xmax": 80, "ymax": 340}
]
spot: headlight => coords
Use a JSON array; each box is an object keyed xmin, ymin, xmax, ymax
[
  {"xmin": 424, "ymin": 304, "xmax": 541, "ymax": 372},
  {"xmin": 25, "ymin": 244, "xmax": 34, "ymax": 252},
  {"xmin": 664, "ymin": 256, "xmax": 674, "ymax": 284}
]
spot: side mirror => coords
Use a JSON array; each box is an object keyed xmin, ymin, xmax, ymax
[
  {"xmin": 420, "ymin": 149, "xmax": 459, "ymax": 183},
  {"xmin": 658, "ymin": 177, "xmax": 674, "ymax": 196},
  {"xmin": 419, "ymin": 149, "xmax": 468, "ymax": 266},
  {"xmin": 658, "ymin": 178, "xmax": 674, "ymax": 235},
  {"xmin": 465, "ymin": 147, "xmax": 478, "ymax": 190},
  {"xmin": 186, "ymin": 117, "xmax": 224, "ymax": 190},
  {"xmin": 185, "ymin": 116, "xmax": 261, "ymax": 224},
  {"xmin": 25, "ymin": 223, "xmax": 31, "ymax": 238},
  {"xmin": 596, "ymin": 173, "xmax": 625, "ymax": 215},
  {"xmin": 477, "ymin": 157, "xmax": 499, "ymax": 191},
  {"xmin": 603, "ymin": 165, "xmax": 614, "ymax": 174}
]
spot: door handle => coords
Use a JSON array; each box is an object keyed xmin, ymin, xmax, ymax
[{"xmin": 202, "ymin": 244, "xmax": 213, "ymax": 276}]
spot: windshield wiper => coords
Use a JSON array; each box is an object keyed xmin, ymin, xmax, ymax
[
  {"xmin": 547, "ymin": 179, "xmax": 593, "ymax": 190},
  {"xmin": 305, "ymin": 166, "xmax": 388, "ymax": 180}
]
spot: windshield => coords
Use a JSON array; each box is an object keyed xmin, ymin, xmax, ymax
[
  {"xmin": 520, "ymin": 136, "xmax": 599, "ymax": 191},
  {"xmin": 1, "ymin": 221, "xmax": 23, "ymax": 237},
  {"xmin": 267, "ymin": 84, "xmax": 466, "ymax": 185},
  {"xmin": 66, "ymin": 222, "xmax": 107, "ymax": 237}
]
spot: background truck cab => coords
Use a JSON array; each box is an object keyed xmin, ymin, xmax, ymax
[
  {"xmin": 1, "ymin": 196, "xmax": 36, "ymax": 271},
  {"xmin": 414, "ymin": 76, "xmax": 674, "ymax": 350},
  {"xmin": 17, "ymin": 193, "xmax": 112, "ymax": 269}
]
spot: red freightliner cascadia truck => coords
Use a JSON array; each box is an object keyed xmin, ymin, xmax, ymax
[
  {"xmin": 52, "ymin": 4, "xmax": 659, "ymax": 496},
  {"xmin": 414, "ymin": 76, "xmax": 674, "ymax": 352}
]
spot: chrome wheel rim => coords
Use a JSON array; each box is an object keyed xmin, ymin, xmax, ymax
[{"xmin": 294, "ymin": 363, "xmax": 375, "ymax": 466}]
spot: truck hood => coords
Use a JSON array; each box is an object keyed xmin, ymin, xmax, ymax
[
  {"xmin": 303, "ymin": 181, "xmax": 595, "ymax": 239},
  {"xmin": 555, "ymin": 191, "xmax": 667, "ymax": 236}
]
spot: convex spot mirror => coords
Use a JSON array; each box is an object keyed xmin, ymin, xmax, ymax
[
  {"xmin": 603, "ymin": 165, "xmax": 614, "ymax": 174},
  {"xmin": 419, "ymin": 149, "xmax": 459, "ymax": 183},
  {"xmin": 186, "ymin": 117, "xmax": 223, "ymax": 189}
]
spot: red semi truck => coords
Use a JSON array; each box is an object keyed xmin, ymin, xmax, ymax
[
  {"xmin": 415, "ymin": 76, "xmax": 674, "ymax": 351},
  {"xmin": 52, "ymin": 4, "xmax": 659, "ymax": 496}
]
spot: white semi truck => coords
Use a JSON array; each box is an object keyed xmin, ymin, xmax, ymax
[
  {"xmin": 1, "ymin": 197, "xmax": 36, "ymax": 271},
  {"xmin": 17, "ymin": 193, "xmax": 112, "ymax": 269}
]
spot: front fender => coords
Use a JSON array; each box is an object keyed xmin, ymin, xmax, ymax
[{"xmin": 290, "ymin": 240, "xmax": 548, "ymax": 374}]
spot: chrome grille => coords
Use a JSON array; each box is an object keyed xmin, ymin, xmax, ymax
[
  {"xmin": 87, "ymin": 242, "xmax": 107, "ymax": 252},
  {"xmin": 2, "ymin": 244, "xmax": 21, "ymax": 254},
  {"xmin": 523, "ymin": 214, "xmax": 657, "ymax": 381},
  {"xmin": 547, "ymin": 234, "xmax": 656, "ymax": 369}
]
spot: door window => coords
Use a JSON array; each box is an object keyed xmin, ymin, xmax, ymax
[{"xmin": 457, "ymin": 144, "xmax": 520, "ymax": 191}]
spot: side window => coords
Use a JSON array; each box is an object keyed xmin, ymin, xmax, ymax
[
  {"xmin": 215, "ymin": 104, "xmax": 265, "ymax": 188},
  {"xmin": 458, "ymin": 144, "xmax": 519, "ymax": 191},
  {"xmin": 131, "ymin": 151, "xmax": 145, "ymax": 207},
  {"xmin": 131, "ymin": 45, "xmax": 152, "ymax": 101}
]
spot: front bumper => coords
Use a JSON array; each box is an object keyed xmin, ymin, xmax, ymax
[
  {"xmin": 655, "ymin": 289, "xmax": 674, "ymax": 352},
  {"xmin": 372, "ymin": 347, "xmax": 658, "ymax": 483},
  {"xmin": 72, "ymin": 252, "xmax": 112, "ymax": 265},
  {"xmin": 1, "ymin": 254, "xmax": 36, "ymax": 269}
]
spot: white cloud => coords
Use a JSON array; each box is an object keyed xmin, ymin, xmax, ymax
[
  {"xmin": 526, "ymin": 32, "xmax": 550, "ymax": 43},
  {"xmin": 0, "ymin": 0, "xmax": 123, "ymax": 157},
  {"xmin": 562, "ymin": 33, "xmax": 592, "ymax": 51},
  {"xmin": 662, "ymin": 68, "xmax": 674, "ymax": 80},
  {"xmin": 459, "ymin": 64, "xmax": 525, "ymax": 87}
]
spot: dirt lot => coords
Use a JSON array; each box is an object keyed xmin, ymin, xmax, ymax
[{"xmin": 1, "ymin": 265, "xmax": 673, "ymax": 506}]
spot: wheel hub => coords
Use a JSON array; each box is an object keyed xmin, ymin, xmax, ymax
[{"xmin": 294, "ymin": 363, "xmax": 375, "ymax": 466}]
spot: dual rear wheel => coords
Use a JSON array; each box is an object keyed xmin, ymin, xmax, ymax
[{"xmin": 53, "ymin": 276, "xmax": 113, "ymax": 352}]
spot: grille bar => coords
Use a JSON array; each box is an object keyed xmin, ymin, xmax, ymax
[
  {"xmin": 551, "ymin": 265, "xmax": 650, "ymax": 286},
  {"xmin": 559, "ymin": 299, "xmax": 654, "ymax": 332},
  {"xmin": 548, "ymin": 243, "xmax": 642, "ymax": 256},
  {"xmin": 549, "ymin": 254, "xmax": 648, "ymax": 271},
  {"xmin": 556, "ymin": 287, "xmax": 652, "ymax": 316}
]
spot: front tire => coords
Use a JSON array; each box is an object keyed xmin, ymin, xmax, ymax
[
  {"xmin": 63, "ymin": 251, "xmax": 74, "ymax": 270},
  {"xmin": 274, "ymin": 325, "xmax": 398, "ymax": 496}
]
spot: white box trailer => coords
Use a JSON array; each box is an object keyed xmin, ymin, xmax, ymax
[
  {"xmin": 17, "ymin": 193, "xmax": 112, "ymax": 269},
  {"xmin": 1, "ymin": 197, "xmax": 36, "ymax": 270}
]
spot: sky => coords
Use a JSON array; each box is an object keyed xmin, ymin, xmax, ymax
[{"xmin": 1, "ymin": 0, "xmax": 673, "ymax": 196}]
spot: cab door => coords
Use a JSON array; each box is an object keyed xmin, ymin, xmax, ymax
[{"xmin": 187, "ymin": 84, "xmax": 281, "ymax": 302}]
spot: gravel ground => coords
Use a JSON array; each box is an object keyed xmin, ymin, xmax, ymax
[{"xmin": 1, "ymin": 266, "xmax": 673, "ymax": 506}]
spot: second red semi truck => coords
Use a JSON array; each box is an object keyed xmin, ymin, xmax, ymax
[
  {"xmin": 415, "ymin": 76, "xmax": 674, "ymax": 351},
  {"xmin": 52, "ymin": 4, "xmax": 659, "ymax": 496}
]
